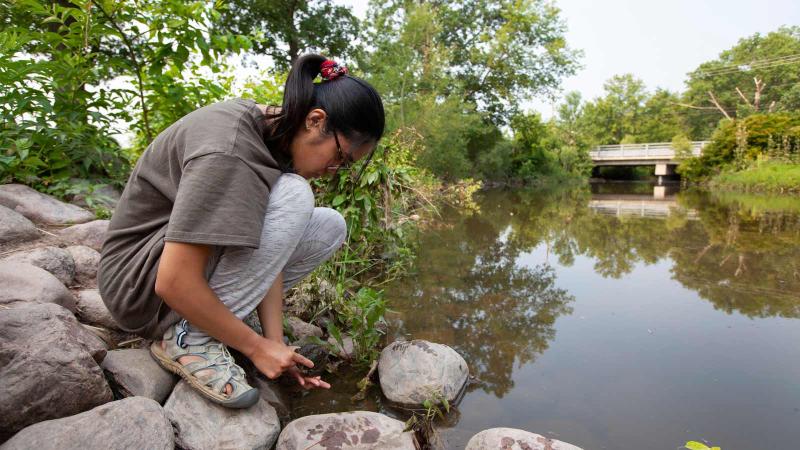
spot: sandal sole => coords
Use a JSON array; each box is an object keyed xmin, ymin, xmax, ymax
[{"xmin": 150, "ymin": 341, "xmax": 259, "ymax": 409}]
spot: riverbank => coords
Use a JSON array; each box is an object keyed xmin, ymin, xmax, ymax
[{"xmin": 708, "ymin": 162, "xmax": 800, "ymax": 194}]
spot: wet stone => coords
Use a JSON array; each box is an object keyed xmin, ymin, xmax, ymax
[
  {"xmin": 58, "ymin": 219, "xmax": 109, "ymax": 251},
  {"xmin": 100, "ymin": 349, "xmax": 177, "ymax": 403},
  {"xmin": 0, "ymin": 397, "xmax": 174, "ymax": 450},
  {"xmin": 1, "ymin": 246, "xmax": 75, "ymax": 285},
  {"xmin": 276, "ymin": 411, "xmax": 417, "ymax": 450},
  {"xmin": 327, "ymin": 334, "xmax": 355, "ymax": 359},
  {"xmin": 0, "ymin": 183, "xmax": 95, "ymax": 225},
  {"xmin": 66, "ymin": 245, "xmax": 101, "ymax": 284},
  {"xmin": 0, "ymin": 261, "xmax": 76, "ymax": 312},
  {"xmin": 378, "ymin": 339, "xmax": 469, "ymax": 406},
  {"xmin": 465, "ymin": 428, "xmax": 583, "ymax": 450},
  {"xmin": 0, "ymin": 205, "xmax": 38, "ymax": 244},
  {"xmin": 0, "ymin": 303, "xmax": 112, "ymax": 441},
  {"xmin": 164, "ymin": 380, "xmax": 281, "ymax": 450},
  {"xmin": 286, "ymin": 315, "xmax": 324, "ymax": 343}
]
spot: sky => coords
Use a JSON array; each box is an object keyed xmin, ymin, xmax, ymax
[{"xmin": 338, "ymin": 0, "xmax": 800, "ymax": 117}]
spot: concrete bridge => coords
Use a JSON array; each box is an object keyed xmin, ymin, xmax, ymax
[{"xmin": 589, "ymin": 141, "xmax": 710, "ymax": 182}]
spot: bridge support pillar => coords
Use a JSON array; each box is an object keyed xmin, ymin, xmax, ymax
[{"xmin": 655, "ymin": 164, "xmax": 675, "ymax": 185}]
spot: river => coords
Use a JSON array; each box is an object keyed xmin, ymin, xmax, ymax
[{"xmin": 292, "ymin": 182, "xmax": 800, "ymax": 450}]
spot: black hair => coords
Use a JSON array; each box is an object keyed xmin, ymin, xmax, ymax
[{"xmin": 264, "ymin": 54, "xmax": 385, "ymax": 164}]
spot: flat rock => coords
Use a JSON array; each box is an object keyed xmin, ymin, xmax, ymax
[
  {"xmin": 287, "ymin": 316, "xmax": 323, "ymax": 342},
  {"xmin": 465, "ymin": 428, "xmax": 583, "ymax": 450},
  {"xmin": 0, "ymin": 261, "xmax": 76, "ymax": 312},
  {"xmin": 327, "ymin": 334, "xmax": 356, "ymax": 359},
  {"xmin": 66, "ymin": 245, "xmax": 101, "ymax": 284},
  {"xmin": 276, "ymin": 411, "xmax": 417, "ymax": 450},
  {"xmin": 165, "ymin": 380, "xmax": 281, "ymax": 450},
  {"xmin": 0, "ymin": 397, "xmax": 173, "ymax": 450},
  {"xmin": 378, "ymin": 340, "xmax": 468, "ymax": 406},
  {"xmin": 252, "ymin": 377, "xmax": 291, "ymax": 420},
  {"xmin": 0, "ymin": 183, "xmax": 95, "ymax": 225},
  {"xmin": 0, "ymin": 205, "xmax": 38, "ymax": 244},
  {"xmin": 1, "ymin": 246, "xmax": 75, "ymax": 285},
  {"xmin": 101, "ymin": 349, "xmax": 177, "ymax": 403},
  {"xmin": 58, "ymin": 219, "xmax": 109, "ymax": 251},
  {"xmin": 76, "ymin": 289, "xmax": 119, "ymax": 329},
  {"xmin": 0, "ymin": 303, "xmax": 112, "ymax": 441}
]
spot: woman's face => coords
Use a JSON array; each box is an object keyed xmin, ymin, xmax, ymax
[{"xmin": 290, "ymin": 109, "xmax": 375, "ymax": 179}]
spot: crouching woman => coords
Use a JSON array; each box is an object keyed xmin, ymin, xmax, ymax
[{"xmin": 98, "ymin": 54, "xmax": 384, "ymax": 408}]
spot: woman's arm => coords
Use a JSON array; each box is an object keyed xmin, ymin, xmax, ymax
[
  {"xmin": 155, "ymin": 241, "xmax": 313, "ymax": 378},
  {"xmin": 257, "ymin": 272, "xmax": 284, "ymax": 342}
]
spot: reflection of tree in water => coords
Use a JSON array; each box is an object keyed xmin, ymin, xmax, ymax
[
  {"xmin": 389, "ymin": 207, "xmax": 574, "ymax": 398},
  {"xmin": 499, "ymin": 187, "xmax": 800, "ymax": 318}
]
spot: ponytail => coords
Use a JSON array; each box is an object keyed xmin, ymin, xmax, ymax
[{"xmin": 264, "ymin": 54, "xmax": 385, "ymax": 164}]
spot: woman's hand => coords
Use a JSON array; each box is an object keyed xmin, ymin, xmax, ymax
[
  {"xmin": 286, "ymin": 366, "xmax": 332, "ymax": 390},
  {"xmin": 247, "ymin": 337, "xmax": 314, "ymax": 379}
]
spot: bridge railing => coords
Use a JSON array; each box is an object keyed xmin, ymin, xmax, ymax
[{"xmin": 589, "ymin": 141, "xmax": 710, "ymax": 160}]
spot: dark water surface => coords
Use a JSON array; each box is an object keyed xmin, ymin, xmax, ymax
[{"xmin": 293, "ymin": 183, "xmax": 800, "ymax": 450}]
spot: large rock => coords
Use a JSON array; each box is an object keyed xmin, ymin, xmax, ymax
[
  {"xmin": 0, "ymin": 303, "xmax": 112, "ymax": 441},
  {"xmin": 0, "ymin": 183, "xmax": 95, "ymax": 225},
  {"xmin": 378, "ymin": 340, "xmax": 468, "ymax": 406},
  {"xmin": 1, "ymin": 246, "xmax": 75, "ymax": 285},
  {"xmin": 58, "ymin": 219, "xmax": 109, "ymax": 251},
  {"xmin": 276, "ymin": 411, "xmax": 417, "ymax": 450},
  {"xmin": 0, "ymin": 397, "xmax": 174, "ymax": 450},
  {"xmin": 165, "ymin": 380, "xmax": 281, "ymax": 450},
  {"xmin": 76, "ymin": 289, "xmax": 119, "ymax": 329},
  {"xmin": 287, "ymin": 316, "xmax": 324, "ymax": 342},
  {"xmin": 465, "ymin": 428, "xmax": 583, "ymax": 450},
  {"xmin": 0, "ymin": 205, "xmax": 38, "ymax": 244},
  {"xmin": 101, "ymin": 349, "xmax": 177, "ymax": 403},
  {"xmin": 0, "ymin": 261, "xmax": 76, "ymax": 312},
  {"xmin": 66, "ymin": 245, "xmax": 101, "ymax": 284}
]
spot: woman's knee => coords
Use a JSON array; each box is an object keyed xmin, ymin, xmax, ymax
[{"xmin": 313, "ymin": 207, "xmax": 347, "ymax": 249}]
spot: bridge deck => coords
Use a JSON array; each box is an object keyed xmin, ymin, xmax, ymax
[{"xmin": 589, "ymin": 141, "xmax": 709, "ymax": 165}]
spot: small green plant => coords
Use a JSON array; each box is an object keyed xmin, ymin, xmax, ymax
[
  {"xmin": 403, "ymin": 390, "xmax": 450, "ymax": 449},
  {"xmin": 683, "ymin": 440, "xmax": 721, "ymax": 450}
]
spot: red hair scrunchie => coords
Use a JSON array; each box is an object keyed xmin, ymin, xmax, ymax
[{"xmin": 320, "ymin": 59, "xmax": 348, "ymax": 81}]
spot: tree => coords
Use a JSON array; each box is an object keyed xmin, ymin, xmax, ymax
[
  {"xmin": 215, "ymin": 0, "xmax": 360, "ymax": 69},
  {"xmin": 581, "ymin": 74, "xmax": 648, "ymax": 145},
  {"xmin": 681, "ymin": 26, "xmax": 800, "ymax": 139}
]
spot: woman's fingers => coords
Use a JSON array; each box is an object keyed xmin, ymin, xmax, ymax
[{"xmin": 291, "ymin": 351, "xmax": 315, "ymax": 368}]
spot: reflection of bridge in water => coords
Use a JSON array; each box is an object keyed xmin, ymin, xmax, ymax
[{"xmin": 589, "ymin": 188, "xmax": 698, "ymax": 219}]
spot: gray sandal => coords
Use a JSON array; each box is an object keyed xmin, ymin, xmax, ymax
[{"xmin": 150, "ymin": 320, "xmax": 260, "ymax": 409}]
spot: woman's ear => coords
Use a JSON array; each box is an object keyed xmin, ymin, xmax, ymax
[{"xmin": 304, "ymin": 108, "xmax": 328, "ymax": 131}]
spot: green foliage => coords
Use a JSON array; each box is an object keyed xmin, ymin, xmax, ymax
[
  {"xmin": 0, "ymin": 0, "xmax": 249, "ymax": 195},
  {"xmin": 682, "ymin": 26, "xmax": 800, "ymax": 138},
  {"xmin": 684, "ymin": 441, "xmax": 721, "ymax": 450},
  {"xmin": 214, "ymin": 0, "xmax": 360, "ymax": 69},
  {"xmin": 710, "ymin": 162, "xmax": 800, "ymax": 193},
  {"xmin": 331, "ymin": 287, "xmax": 389, "ymax": 365}
]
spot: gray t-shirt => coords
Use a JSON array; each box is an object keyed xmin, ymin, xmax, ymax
[{"xmin": 98, "ymin": 98, "xmax": 283, "ymax": 338}]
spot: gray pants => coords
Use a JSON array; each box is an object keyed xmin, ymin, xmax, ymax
[{"xmin": 181, "ymin": 173, "xmax": 346, "ymax": 345}]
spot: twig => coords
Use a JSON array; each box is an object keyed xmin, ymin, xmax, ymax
[{"xmin": 708, "ymin": 91, "xmax": 732, "ymax": 119}]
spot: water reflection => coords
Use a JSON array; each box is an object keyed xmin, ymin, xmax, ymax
[{"xmin": 387, "ymin": 187, "xmax": 800, "ymax": 405}]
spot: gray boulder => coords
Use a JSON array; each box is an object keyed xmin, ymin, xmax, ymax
[
  {"xmin": 0, "ymin": 303, "xmax": 112, "ymax": 441},
  {"xmin": 0, "ymin": 183, "xmax": 94, "ymax": 225},
  {"xmin": 75, "ymin": 289, "xmax": 119, "ymax": 330},
  {"xmin": 58, "ymin": 219, "xmax": 109, "ymax": 251},
  {"xmin": 287, "ymin": 316, "xmax": 324, "ymax": 342},
  {"xmin": 0, "ymin": 261, "xmax": 76, "ymax": 312},
  {"xmin": 100, "ymin": 349, "xmax": 177, "ymax": 403},
  {"xmin": 327, "ymin": 334, "xmax": 356, "ymax": 359},
  {"xmin": 66, "ymin": 245, "xmax": 101, "ymax": 284},
  {"xmin": 378, "ymin": 340, "xmax": 468, "ymax": 406},
  {"xmin": 165, "ymin": 380, "xmax": 281, "ymax": 450},
  {"xmin": 252, "ymin": 377, "xmax": 291, "ymax": 420},
  {"xmin": 1, "ymin": 246, "xmax": 75, "ymax": 285},
  {"xmin": 276, "ymin": 411, "xmax": 417, "ymax": 450},
  {"xmin": 0, "ymin": 397, "xmax": 174, "ymax": 450},
  {"xmin": 465, "ymin": 428, "xmax": 583, "ymax": 450},
  {"xmin": 0, "ymin": 205, "xmax": 38, "ymax": 244}
]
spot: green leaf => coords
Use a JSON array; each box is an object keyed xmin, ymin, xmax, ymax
[
  {"xmin": 332, "ymin": 194, "xmax": 345, "ymax": 206},
  {"xmin": 684, "ymin": 442, "xmax": 711, "ymax": 450}
]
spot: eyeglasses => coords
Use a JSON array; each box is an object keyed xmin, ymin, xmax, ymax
[{"xmin": 330, "ymin": 130, "xmax": 375, "ymax": 187}]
